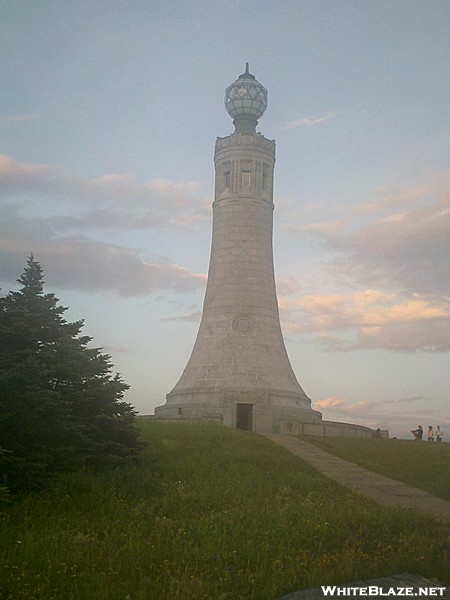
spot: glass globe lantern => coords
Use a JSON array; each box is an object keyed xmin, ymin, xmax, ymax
[{"xmin": 225, "ymin": 63, "xmax": 268, "ymax": 133}]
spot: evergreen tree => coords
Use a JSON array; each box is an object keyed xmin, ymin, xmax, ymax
[{"xmin": 0, "ymin": 256, "xmax": 141, "ymax": 493}]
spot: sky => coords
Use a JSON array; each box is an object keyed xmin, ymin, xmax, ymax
[{"xmin": 1, "ymin": 0, "xmax": 449, "ymax": 439}]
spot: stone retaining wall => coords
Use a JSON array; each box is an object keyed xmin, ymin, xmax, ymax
[{"xmin": 140, "ymin": 414, "xmax": 388, "ymax": 438}]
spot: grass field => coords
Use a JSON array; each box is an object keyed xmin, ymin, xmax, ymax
[
  {"xmin": 0, "ymin": 423, "xmax": 448, "ymax": 599},
  {"xmin": 305, "ymin": 437, "xmax": 450, "ymax": 500}
]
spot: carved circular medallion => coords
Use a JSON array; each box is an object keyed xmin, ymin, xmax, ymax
[{"xmin": 232, "ymin": 314, "xmax": 252, "ymax": 333}]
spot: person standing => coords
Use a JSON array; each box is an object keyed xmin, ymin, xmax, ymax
[
  {"xmin": 411, "ymin": 425, "xmax": 423, "ymax": 440},
  {"xmin": 427, "ymin": 425, "xmax": 434, "ymax": 442},
  {"xmin": 436, "ymin": 425, "xmax": 443, "ymax": 442}
]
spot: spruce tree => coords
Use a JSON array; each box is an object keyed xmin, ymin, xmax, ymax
[{"xmin": 0, "ymin": 256, "xmax": 141, "ymax": 493}]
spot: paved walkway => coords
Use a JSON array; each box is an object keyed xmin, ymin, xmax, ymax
[{"xmin": 262, "ymin": 434, "xmax": 450, "ymax": 522}]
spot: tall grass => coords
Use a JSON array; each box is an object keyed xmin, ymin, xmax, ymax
[
  {"xmin": 0, "ymin": 423, "xmax": 448, "ymax": 599},
  {"xmin": 306, "ymin": 437, "xmax": 450, "ymax": 500}
]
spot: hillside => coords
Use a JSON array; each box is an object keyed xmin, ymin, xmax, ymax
[{"xmin": 0, "ymin": 423, "xmax": 448, "ymax": 599}]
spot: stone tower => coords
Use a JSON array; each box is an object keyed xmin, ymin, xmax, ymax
[{"xmin": 155, "ymin": 64, "xmax": 322, "ymax": 432}]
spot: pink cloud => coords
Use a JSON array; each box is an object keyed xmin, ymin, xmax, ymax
[
  {"xmin": 0, "ymin": 155, "xmax": 211, "ymax": 295},
  {"xmin": 0, "ymin": 155, "xmax": 207, "ymax": 224},
  {"xmin": 0, "ymin": 154, "xmax": 57, "ymax": 192},
  {"xmin": 311, "ymin": 394, "xmax": 446, "ymax": 438},
  {"xmin": 280, "ymin": 176, "xmax": 450, "ymax": 352},
  {"xmin": 313, "ymin": 396, "xmax": 345, "ymax": 409},
  {"xmin": 279, "ymin": 290, "xmax": 450, "ymax": 352}
]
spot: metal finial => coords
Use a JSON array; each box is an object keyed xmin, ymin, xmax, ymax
[{"xmin": 240, "ymin": 62, "xmax": 255, "ymax": 80}]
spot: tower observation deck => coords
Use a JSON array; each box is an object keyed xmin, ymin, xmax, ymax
[{"xmin": 154, "ymin": 65, "xmax": 322, "ymax": 432}]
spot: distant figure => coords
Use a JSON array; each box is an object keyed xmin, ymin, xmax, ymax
[
  {"xmin": 373, "ymin": 428, "xmax": 382, "ymax": 438},
  {"xmin": 435, "ymin": 425, "xmax": 443, "ymax": 442},
  {"xmin": 427, "ymin": 425, "xmax": 434, "ymax": 442},
  {"xmin": 411, "ymin": 425, "xmax": 423, "ymax": 440}
]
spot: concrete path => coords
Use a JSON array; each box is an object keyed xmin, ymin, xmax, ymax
[{"xmin": 262, "ymin": 434, "xmax": 450, "ymax": 522}]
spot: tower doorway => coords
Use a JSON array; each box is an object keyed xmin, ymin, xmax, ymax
[{"xmin": 236, "ymin": 403, "xmax": 253, "ymax": 431}]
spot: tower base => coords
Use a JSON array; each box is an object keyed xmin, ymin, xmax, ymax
[
  {"xmin": 153, "ymin": 388, "xmax": 323, "ymax": 433},
  {"xmin": 152, "ymin": 403, "xmax": 379, "ymax": 437},
  {"xmin": 152, "ymin": 389, "xmax": 381, "ymax": 437}
]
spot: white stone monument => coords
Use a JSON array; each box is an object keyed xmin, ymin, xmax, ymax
[{"xmin": 154, "ymin": 64, "xmax": 323, "ymax": 433}]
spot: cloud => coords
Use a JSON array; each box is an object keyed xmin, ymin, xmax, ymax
[
  {"xmin": 161, "ymin": 311, "xmax": 202, "ymax": 322},
  {"xmin": 285, "ymin": 183, "xmax": 450, "ymax": 297},
  {"xmin": 280, "ymin": 176, "xmax": 450, "ymax": 352},
  {"xmin": 287, "ymin": 221, "xmax": 344, "ymax": 238},
  {"xmin": 356, "ymin": 320, "xmax": 450, "ymax": 353},
  {"xmin": 281, "ymin": 111, "xmax": 338, "ymax": 130},
  {"xmin": 0, "ymin": 154, "xmax": 58, "ymax": 193},
  {"xmin": 383, "ymin": 396, "xmax": 425, "ymax": 405},
  {"xmin": 102, "ymin": 345, "xmax": 129, "ymax": 354},
  {"xmin": 313, "ymin": 396, "xmax": 345, "ymax": 409},
  {"xmin": 0, "ymin": 155, "xmax": 209, "ymax": 296},
  {"xmin": 0, "ymin": 155, "xmax": 209, "ymax": 227},
  {"xmin": 275, "ymin": 275, "xmax": 300, "ymax": 296},
  {"xmin": 279, "ymin": 290, "xmax": 450, "ymax": 352},
  {"xmin": 311, "ymin": 395, "xmax": 445, "ymax": 438},
  {"xmin": 0, "ymin": 232, "xmax": 206, "ymax": 297},
  {"xmin": 341, "ymin": 194, "xmax": 450, "ymax": 296},
  {"xmin": 47, "ymin": 209, "xmax": 163, "ymax": 231},
  {"xmin": 0, "ymin": 114, "xmax": 40, "ymax": 128},
  {"xmin": 340, "ymin": 185, "xmax": 430, "ymax": 217}
]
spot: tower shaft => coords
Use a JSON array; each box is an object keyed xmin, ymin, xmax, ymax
[{"xmin": 156, "ymin": 132, "xmax": 321, "ymax": 431}]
